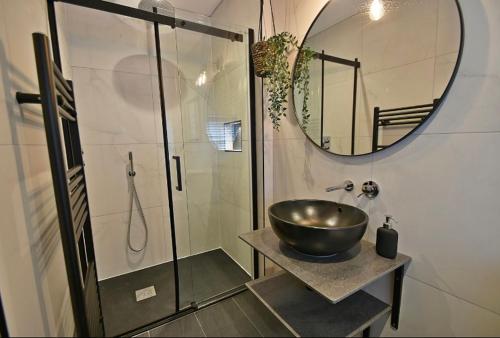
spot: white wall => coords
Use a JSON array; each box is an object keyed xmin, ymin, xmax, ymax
[
  {"xmin": 255, "ymin": 0, "xmax": 500, "ymax": 336},
  {"xmin": 0, "ymin": 0, "xmax": 74, "ymax": 336}
]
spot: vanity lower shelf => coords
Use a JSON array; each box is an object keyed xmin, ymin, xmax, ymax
[
  {"xmin": 240, "ymin": 228, "xmax": 412, "ymax": 331},
  {"xmin": 247, "ymin": 272, "xmax": 391, "ymax": 337}
]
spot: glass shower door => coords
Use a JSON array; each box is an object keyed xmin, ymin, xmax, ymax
[{"xmin": 173, "ymin": 13, "xmax": 254, "ymax": 306}]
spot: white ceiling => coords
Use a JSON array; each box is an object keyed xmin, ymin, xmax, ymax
[
  {"xmin": 309, "ymin": 0, "xmax": 367, "ymax": 37},
  {"xmin": 166, "ymin": 0, "xmax": 222, "ymax": 16}
]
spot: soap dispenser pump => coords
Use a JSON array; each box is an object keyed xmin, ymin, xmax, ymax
[{"xmin": 376, "ymin": 215, "xmax": 398, "ymax": 259}]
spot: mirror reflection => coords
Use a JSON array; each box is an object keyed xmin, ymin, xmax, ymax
[{"xmin": 293, "ymin": 0, "xmax": 462, "ymax": 156}]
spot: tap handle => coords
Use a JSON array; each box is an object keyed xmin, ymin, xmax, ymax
[{"xmin": 358, "ymin": 181, "xmax": 379, "ymax": 199}]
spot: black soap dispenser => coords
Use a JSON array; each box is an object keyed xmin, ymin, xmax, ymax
[{"xmin": 376, "ymin": 215, "xmax": 398, "ymax": 259}]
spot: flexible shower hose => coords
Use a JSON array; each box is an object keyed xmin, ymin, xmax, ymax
[{"xmin": 127, "ymin": 171, "xmax": 149, "ymax": 252}]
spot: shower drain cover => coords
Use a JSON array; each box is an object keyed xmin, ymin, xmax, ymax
[{"xmin": 135, "ymin": 286, "xmax": 157, "ymax": 302}]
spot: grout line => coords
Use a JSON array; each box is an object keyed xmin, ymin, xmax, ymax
[
  {"xmin": 91, "ymin": 205, "xmax": 163, "ymax": 219},
  {"xmin": 193, "ymin": 312, "xmax": 208, "ymax": 338},
  {"xmin": 0, "ymin": 143, "xmax": 50, "ymax": 148},
  {"xmin": 419, "ymin": 130, "xmax": 500, "ymax": 136},
  {"xmin": 82, "ymin": 142, "xmax": 161, "ymax": 146},
  {"xmin": 406, "ymin": 275, "xmax": 500, "ymax": 318},
  {"xmin": 232, "ymin": 297, "xmax": 264, "ymax": 338},
  {"xmin": 209, "ymin": 0, "xmax": 224, "ymax": 17},
  {"xmin": 81, "ymin": 142, "xmax": 182, "ymax": 147},
  {"xmin": 71, "ymin": 65, "xmax": 178, "ymax": 79},
  {"xmin": 268, "ymin": 129, "xmax": 500, "ymax": 144}
]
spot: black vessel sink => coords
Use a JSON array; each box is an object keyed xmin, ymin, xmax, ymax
[{"xmin": 269, "ymin": 200, "xmax": 368, "ymax": 257}]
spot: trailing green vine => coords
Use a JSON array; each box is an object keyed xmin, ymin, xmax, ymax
[
  {"xmin": 263, "ymin": 32, "xmax": 298, "ymax": 130},
  {"xmin": 294, "ymin": 47, "xmax": 315, "ymax": 129},
  {"xmin": 254, "ymin": 32, "xmax": 314, "ymax": 131}
]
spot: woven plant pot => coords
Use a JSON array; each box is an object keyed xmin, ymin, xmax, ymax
[{"xmin": 251, "ymin": 41, "xmax": 273, "ymax": 78}]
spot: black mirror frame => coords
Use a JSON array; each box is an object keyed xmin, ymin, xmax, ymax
[
  {"xmin": 291, "ymin": 0, "xmax": 465, "ymax": 157},
  {"xmin": 0, "ymin": 293, "xmax": 8, "ymax": 337}
]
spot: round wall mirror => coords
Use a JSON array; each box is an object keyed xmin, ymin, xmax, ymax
[{"xmin": 293, "ymin": 0, "xmax": 463, "ymax": 156}]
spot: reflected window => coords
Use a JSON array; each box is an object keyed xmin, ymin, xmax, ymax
[{"xmin": 224, "ymin": 120, "xmax": 242, "ymax": 152}]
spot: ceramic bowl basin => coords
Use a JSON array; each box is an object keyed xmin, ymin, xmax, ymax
[{"xmin": 268, "ymin": 200, "xmax": 368, "ymax": 256}]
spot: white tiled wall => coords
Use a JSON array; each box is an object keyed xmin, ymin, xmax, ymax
[
  {"xmin": 63, "ymin": 4, "xmax": 184, "ymax": 280},
  {"xmin": 248, "ymin": 0, "xmax": 500, "ymax": 336},
  {"xmin": 0, "ymin": 1, "xmax": 74, "ymax": 336},
  {"xmin": 64, "ymin": 4, "xmax": 254, "ymax": 280}
]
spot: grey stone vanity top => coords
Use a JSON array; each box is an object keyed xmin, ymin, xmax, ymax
[{"xmin": 240, "ymin": 228, "xmax": 411, "ymax": 304}]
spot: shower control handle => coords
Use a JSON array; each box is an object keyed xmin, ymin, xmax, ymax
[{"xmin": 172, "ymin": 156, "xmax": 182, "ymax": 191}]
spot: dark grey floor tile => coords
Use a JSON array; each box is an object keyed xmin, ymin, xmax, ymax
[
  {"xmin": 99, "ymin": 263, "xmax": 177, "ymax": 337},
  {"xmin": 233, "ymin": 291, "xmax": 294, "ymax": 337},
  {"xmin": 179, "ymin": 249, "xmax": 251, "ymax": 303},
  {"xmin": 99, "ymin": 249, "xmax": 250, "ymax": 336},
  {"xmin": 196, "ymin": 298, "xmax": 261, "ymax": 337},
  {"xmin": 150, "ymin": 314, "xmax": 205, "ymax": 337}
]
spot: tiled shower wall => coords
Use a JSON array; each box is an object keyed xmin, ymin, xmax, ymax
[
  {"xmin": 62, "ymin": 4, "xmax": 199, "ymax": 280},
  {"xmin": 64, "ymin": 4, "xmax": 253, "ymax": 280},
  {"xmin": 210, "ymin": 33, "xmax": 253, "ymax": 274},
  {"xmin": 215, "ymin": 0, "xmax": 500, "ymax": 336},
  {"xmin": 0, "ymin": 1, "xmax": 74, "ymax": 336}
]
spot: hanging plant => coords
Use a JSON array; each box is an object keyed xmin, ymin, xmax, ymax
[
  {"xmin": 294, "ymin": 47, "xmax": 316, "ymax": 129},
  {"xmin": 251, "ymin": 0, "xmax": 314, "ymax": 131},
  {"xmin": 263, "ymin": 32, "xmax": 298, "ymax": 130},
  {"xmin": 252, "ymin": 41, "xmax": 273, "ymax": 78}
]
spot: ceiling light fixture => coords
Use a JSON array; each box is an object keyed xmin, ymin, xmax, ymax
[
  {"xmin": 196, "ymin": 71, "xmax": 207, "ymax": 87},
  {"xmin": 369, "ymin": 0, "xmax": 385, "ymax": 21}
]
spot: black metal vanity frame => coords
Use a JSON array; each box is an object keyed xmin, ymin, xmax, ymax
[
  {"xmin": 291, "ymin": 0, "xmax": 465, "ymax": 157},
  {"xmin": 359, "ymin": 265, "xmax": 405, "ymax": 336},
  {"xmin": 14, "ymin": 0, "xmax": 259, "ymax": 336}
]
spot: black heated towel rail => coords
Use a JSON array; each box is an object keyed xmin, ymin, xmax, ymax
[
  {"xmin": 372, "ymin": 99, "xmax": 439, "ymax": 152},
  {"xmin": 16, "ymin": 33, "xmax": 104, "ymax": 337}
]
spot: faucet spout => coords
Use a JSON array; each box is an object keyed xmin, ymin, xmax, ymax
[{"xmin": 326, "ymin": 180, "xmax": 354, "ymax": 192}]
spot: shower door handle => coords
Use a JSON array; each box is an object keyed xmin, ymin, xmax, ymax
[{"xmin": 172, "ymin": 156, "xmax": 182, "ymax": 191}]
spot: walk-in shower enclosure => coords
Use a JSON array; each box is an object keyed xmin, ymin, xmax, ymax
[{"xmin": 46, "ymin": 0, "xmax": 256, "ymax": 336}]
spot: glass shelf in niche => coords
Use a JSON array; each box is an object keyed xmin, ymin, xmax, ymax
[{"xmin": 224, "ymin": 120, "xmax": 242, "ymax": 152}]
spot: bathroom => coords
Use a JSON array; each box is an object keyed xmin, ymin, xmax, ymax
[{"xmin": 0, "ymin": 0, "xmax": 499, "ymax": 337}]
